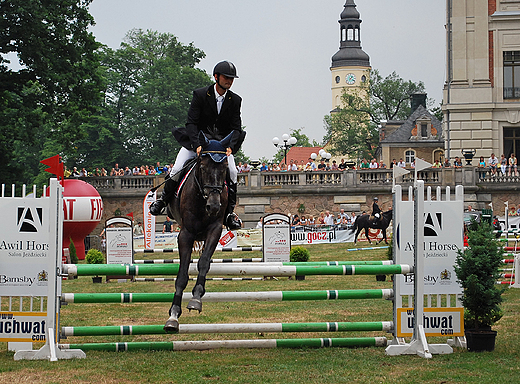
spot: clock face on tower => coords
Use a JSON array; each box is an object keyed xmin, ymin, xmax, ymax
[{"xmin": 346, "ymin": 73, "xmax": 356, "ymax": 85}]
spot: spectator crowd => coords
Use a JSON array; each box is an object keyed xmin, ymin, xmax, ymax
[{"xmin": 65, "ymin": 153, "xmax": 519, "ymax": 178}]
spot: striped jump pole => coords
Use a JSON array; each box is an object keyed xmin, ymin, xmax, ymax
[
  {"xmin": 134, "ymin": 247, "xmax": 263, "ymax": 254},
  {"xmin": 135, "ymin": 258, "xmax": 263, "ymax": 264},
  {"xmin": 133, "ymin": 259, "xmax": 394, "ymax": 266},
  {"xmin": 134, "ymin": 277, "xmax": 264, "ymax": 282},
  {"xmin": 62, "ymin": 321, "xmax": 394, "ymax": 337},
  {"xmin": 62, "ymin": 263, "xmax": 412, "ymax": 277},
  {"xmin": 345, "ymin": 246, "xmax": 389, "ymax": 251},
  {"xmin": 61, "ymin": 289, "xmax": 394, "ymax": 304},
  {"xmin": 59, "ymin": 337, "xmax": 388, "ymax": 352}
]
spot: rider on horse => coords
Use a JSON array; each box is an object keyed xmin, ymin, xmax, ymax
[
  {"xmin": 149, "ymin": 61, "xmax": 245, "ymax": 230},
  {"xmin": 372, "ymin": 197, "xmax": 382, "ymax": 226}
]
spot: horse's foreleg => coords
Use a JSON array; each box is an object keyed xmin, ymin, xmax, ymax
[
  {"xmin": 164, "ymin": 230, "xmax": 194, "ymax": 333},
  {"xmin": 188, "ymin": 224, "xmax": 221, "ymax": 312}
]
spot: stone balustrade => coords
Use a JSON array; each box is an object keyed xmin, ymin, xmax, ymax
[{"xmin": 79, "ymin": 167, "xmax": 500, "ymax": 197}]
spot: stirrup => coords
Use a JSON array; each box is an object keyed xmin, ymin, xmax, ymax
[{"xmin": 149, "ymin": 199, "xmax": 166, "ymax": 216}]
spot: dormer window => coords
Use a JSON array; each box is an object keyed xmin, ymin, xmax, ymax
[{"xmin": 411, "ymin": 116, "xmax": 437, "ymax": 141}]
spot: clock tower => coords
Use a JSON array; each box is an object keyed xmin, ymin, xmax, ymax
[{"xmin": 331, "ymin": 0, "xmax": 371, "ymax": 110}]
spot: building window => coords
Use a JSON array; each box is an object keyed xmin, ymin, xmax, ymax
[
  {"xmin": 504, "ymin": 127, "xmax": 520, "ymax": 158},
  {"xmin": 405, "ymin": 150, "xmax": 415, "ymax": 164},
  {"xmin": 341, "ymin": 27, "xmax": 346, "ymax": 42},
  {"xmin": 347, "ymin": 25, "xmax": 354, "ymax": 41},
  {"xmin": 504, "ymin": 51, "xmax": 520, "ymax": 99},
  {"xmin": 421, "ymin": 123, "xmax": 428, "ymax": 137},
  {"xmin": 354, "ymin": 26, "xmax": 359, "ymax": 41}
]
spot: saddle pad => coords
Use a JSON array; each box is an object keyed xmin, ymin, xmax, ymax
[{"xmin": 176, "ymin": 163, "xmax": 196, "ymax": 198}]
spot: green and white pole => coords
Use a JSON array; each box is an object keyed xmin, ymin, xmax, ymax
[
  {"xmin": 62, "ymin": 263, "xmax": 412, "ymax": 277},
  {"xmin": 62, "ymin": 321, "xmax": 393, "ymax": 337},
  {"xmin": 60, "ymin": 337, "xmax": 388, "ymax": 352},
  {"xmin": 61, "ymin": 289, "xmax": 394, "ymax": 304},
  {"xmin": 134, "ymin": 259, "xmax": 394, "ymax": 265}
]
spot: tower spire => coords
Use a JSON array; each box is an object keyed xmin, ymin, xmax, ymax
[{"xmin": 331, "ymin": 0, "xmax": 370, "ymax": 68}]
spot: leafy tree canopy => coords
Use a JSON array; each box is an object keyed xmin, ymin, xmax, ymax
[
  {"xmin": 323, "ymin": 69, "xmax": 427, "ymax": 161},
  {"xmin": 0, "ymin": 0, "xmax": 104, "ymax": 186},
  {"xmin": 75, "ymin": 29, "xmax": 212, "ymax": 170}
]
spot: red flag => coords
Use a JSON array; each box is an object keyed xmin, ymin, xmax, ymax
[
  {"xmin": 40, "ymin": 155, "xmax": 64, "ymax": 180},
  {"xmin": 127, "ymin": 212, "xmax": 134, "ymax": 219}
]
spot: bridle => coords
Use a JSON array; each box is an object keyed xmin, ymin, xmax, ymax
[{"xmin": 194, "ymin": 151, "xmax": 227, "ymax": 201}]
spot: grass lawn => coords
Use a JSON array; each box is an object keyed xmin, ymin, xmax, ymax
[{"xmin": 1, "ymin": 243, "xmax": 519, "ymax": 383}]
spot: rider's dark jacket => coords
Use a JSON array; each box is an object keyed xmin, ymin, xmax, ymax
[
  {"xmin": 372, "ymin": 201, "xmax": 381, "ymax": 217},
  {"xmin": 173, "ymin": 84, "xmax": 245, "ymax": 154}
]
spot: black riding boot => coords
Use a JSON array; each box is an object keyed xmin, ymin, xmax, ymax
[
  {"xmin": 149, "ymin": 177, "xmax": 178, "ymax": 216},
  {"xmin": 225, "ymin": 182, "xmax": 242, "ymax": 230}
]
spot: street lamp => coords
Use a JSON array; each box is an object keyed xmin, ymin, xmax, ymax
[
  {"xmin": 311, "ymin": 150, "xmax": 331, "ymax": 169},
  {"xmin": 272, "ymin": 133, "xmax": 297, "ymax": 166}
]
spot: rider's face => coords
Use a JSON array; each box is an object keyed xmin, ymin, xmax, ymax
[{"xmin": 215, "ymin": 74, "xmax": 234, "ymax": 94}]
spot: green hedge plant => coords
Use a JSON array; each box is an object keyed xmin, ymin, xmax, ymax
[
  {"xmin": 85, "ymin": 249, "xmax": 105, "ymax": 264},
  {"xmin": 454, "ymin": 220, "xmax": 504, "ymax": 330}
]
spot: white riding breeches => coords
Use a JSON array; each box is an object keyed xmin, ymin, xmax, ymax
[{"xmin": 170, "ymin": 147, "xmax": 237, "ymax": 183}]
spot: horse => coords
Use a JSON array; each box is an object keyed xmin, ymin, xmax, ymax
[
  {"xmin": 351, "ymin": 209, "xmax": 393, "ymax": 244},
  {"xmin": 163, "ymin": 133, "xmax": 231, "ymax": 333}
]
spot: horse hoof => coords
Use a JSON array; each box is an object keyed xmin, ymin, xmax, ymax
[
  {"xmin": 187, "ymin": 298, "xmax": 202, "ymax": 313},
  {"xmin": 164, "ymin": 317, "xmax": 179, "ymax": 333}
]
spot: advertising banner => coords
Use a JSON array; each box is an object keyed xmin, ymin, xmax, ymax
[
  {"xmin": 396, "ymin": 199, "xmax": 463, "ymax": 295},
  {"xmin": 143, "ymin": 190, "xmax": 156, "ymax": 251},
  {"xmin": 106, "ymin": 227, "xmax": 133, "ymax": 264},
  {"xmin": 0, "ymin": 199, "xmax": 51, "ymax": 297},
  {"xmin": 133, "ymin": 229, "xmax": 237, "ymax": 251},
  {"xmin": 0, "ymin": 312, "xmax": 47, "ymax": 343},
  {"xmin": 396, "ymin": 307, "xmax": 464, "ymax": 338},
  {"xmin": 262, "ymin": 214, "xmax": 290, "ymax": 262}
]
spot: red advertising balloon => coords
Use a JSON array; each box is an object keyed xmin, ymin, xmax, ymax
[{"xmin": 54, "ymin": 179, "xmax": 103, "ymax": 260}]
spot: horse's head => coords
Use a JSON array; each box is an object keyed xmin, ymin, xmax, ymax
[{"xmin": 197, "ymin": 132, "xmax": 230, "ymax": 217}]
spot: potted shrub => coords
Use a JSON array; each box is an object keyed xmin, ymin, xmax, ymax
[
  {"xmin": 454, "ymin": 219, "xmax": 504, "ymax": 352},
  {"xmin": 290, "ymin": 246, "xmax": 310, "ymax": 280},
  {"xmin": 86, "ymin": 249, "xmax": 105, "ymax": 283}
]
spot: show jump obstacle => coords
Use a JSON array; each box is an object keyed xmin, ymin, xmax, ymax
[{"xmin": 2, "ymin": 179, "xmax": 462, "ymax": 360}]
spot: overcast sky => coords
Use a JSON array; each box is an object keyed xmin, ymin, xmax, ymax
[{"xmin": 88, "ymin": 0, "xmax": 446, "ymax": 161}]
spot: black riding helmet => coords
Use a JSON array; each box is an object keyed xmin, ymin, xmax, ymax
[{"xmin": 213, "ymin": 61, "xmax": 239, "ymax": 78}]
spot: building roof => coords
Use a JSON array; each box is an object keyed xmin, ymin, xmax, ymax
[
  {"xmin": 380, "ymin": 105, "xmax": 443, "ymax": 144},
  {"xmin": 277, "ymin": 146, "xmax": 323, "ymax": 166},
  {"xmin": 331, "ymin": 0, "xmax": 370, "ymax": 68}
]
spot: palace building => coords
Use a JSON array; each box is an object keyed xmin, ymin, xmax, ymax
[{"xmin": 443, "ymin": 0, "xmax": 520, "ymax": 161}]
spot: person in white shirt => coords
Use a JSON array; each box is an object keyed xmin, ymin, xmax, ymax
[
  {"xmin": 369, "ymin": 159, "xmax": 379, "ymax": 169},
  {"xmin": 488, "ymin": 153, "xmax": 499, "ymax": 176},
  {"xmin": 397, "ymin": 158, "xmax": 406, "ymax": 168},
  {"xmin": 324, "ymin": 210, "xmax": 335, "ymax": 226}
]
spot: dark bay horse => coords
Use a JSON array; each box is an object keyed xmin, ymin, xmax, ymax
[
  {"xmin": 163, "ymin": 133, "xmax": 231, "ymax": 333},
  {"xmin": 351, "ymin": 209, "xmax": 393, "ymax": 244}
]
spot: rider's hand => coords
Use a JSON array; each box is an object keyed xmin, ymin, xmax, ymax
[
  {"xmin": 196, "ymin": 146, "xmax": 202, "ymax": 156},
  {"xmin": 226, "ymin": 147, "xmax": 232, "ymax": 156}
]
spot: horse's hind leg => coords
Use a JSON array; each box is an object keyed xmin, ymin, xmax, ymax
[{"xmin": 164, "ymin": 230, "xmax": 194, "ymax": 333}]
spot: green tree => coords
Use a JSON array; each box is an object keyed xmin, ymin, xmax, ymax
[
  {"xmin": 323, "ymin": 69, "xmax": 426, "ymax": 160},
  {"xmin": 0, "ymin": 0, "xmax": 104, "ymax": 185},
  {"xmin": 85, "ymin": 29, "xmax": 212, "ymax": 168}
]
